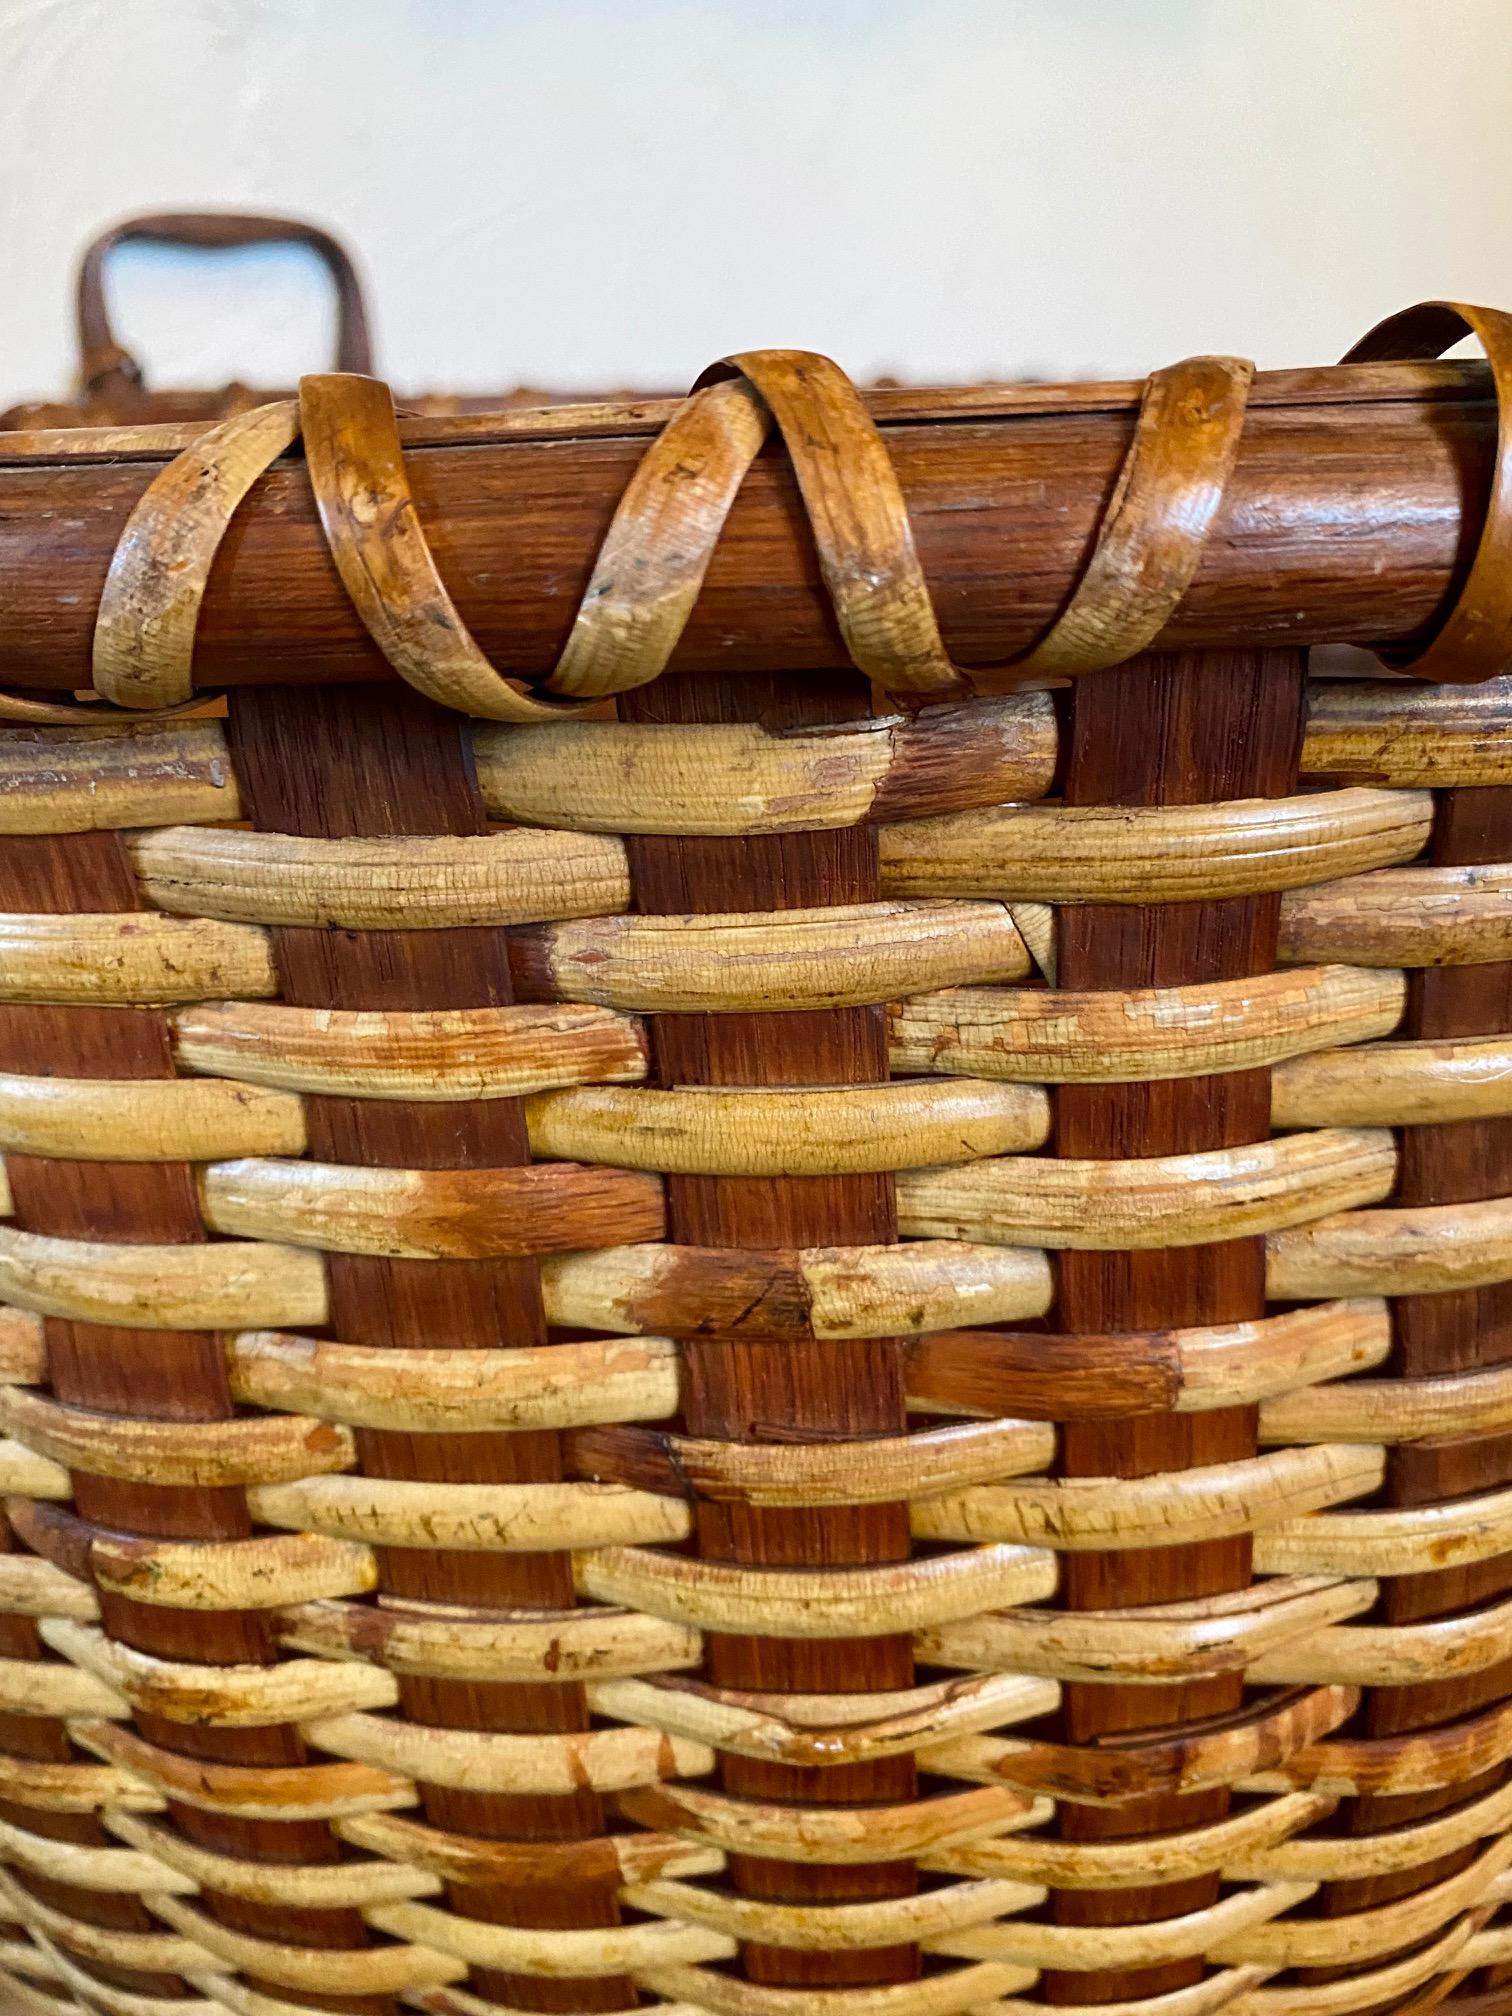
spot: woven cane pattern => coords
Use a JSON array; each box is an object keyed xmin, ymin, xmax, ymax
[{"xmin": 2, "ymin": 311, "xmax": 1512, "ymax": 2015}]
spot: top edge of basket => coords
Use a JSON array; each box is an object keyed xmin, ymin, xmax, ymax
[{"xmin": 0, "ymin": 357, "xmax": 1491, "ymax": 469}]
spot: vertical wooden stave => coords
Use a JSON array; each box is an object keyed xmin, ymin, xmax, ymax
[
  {"xmin": 224, "ymin": 683, "xmax": 634, "ymax": 2016},
  {"xmin": 1044, "ymin": 647, "xmax": 1308, "ymax": 2006},
  {"xmin": 620, "ymin": 664, "xmax": 919, "ymax": 1992}
]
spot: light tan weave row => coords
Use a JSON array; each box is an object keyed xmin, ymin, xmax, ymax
[{"xmin": 5, "ymin": 677, "xmax": 1511, "ymax": 836}]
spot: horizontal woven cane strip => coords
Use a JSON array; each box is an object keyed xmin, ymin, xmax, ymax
[{"xmin": 9, "ymin": 679, "xmax": 1512, "ymax": 837}]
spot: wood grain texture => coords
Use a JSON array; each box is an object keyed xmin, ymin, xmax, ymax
[
  {"xmin": 620, "ymin": 663, "xmax": 918, "ymax": 1992},
  {"xmin": 906, "ymin": 1300, "xmax": 1387, "ymax": 1428},
  {"xmin": 524, "ymin": 1076, "xmax": 1049, "ymax": 1176},
  {"xmin": 1269, "ymin": 1031, "xmax": 1512, "ymax": 1127},
  {"xmin": 0, "ymin": 829, "xmax": 385, "ymax": 2013},
  {"xmin": 1045, "ymin": 645, "xmax": 1307, "ymax": 2006},
  {"xmin": 0, "ymin": 360, "xmax": 1498, "ymax": 694},
  {"xmin": 897, "ymin": 1124, "xmax": 1395, "ymax": 1249},
  {"xmin": 223, "ymin": 682, "xmax": 632, "ymax": 2015},
  {"xmin": 0, "ymin": 1222, "xmax": 325, "ymax": 1330},
  {"xmin": 0, "ymin": 1070, "xmax": 305, "ymax": 1161}
]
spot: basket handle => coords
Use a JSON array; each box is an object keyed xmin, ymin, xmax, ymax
[{"xmin": 76, "ymin": 210, "xmax": 374, "ymax": 392}]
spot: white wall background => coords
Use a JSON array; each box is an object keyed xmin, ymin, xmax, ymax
[{"xmin": 3, "ymin": 0, "xmax": 1511, "ymax": 407}]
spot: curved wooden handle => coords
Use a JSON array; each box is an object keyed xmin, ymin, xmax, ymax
[{"xmin": 76, "ymin": 211, "xmax": 374, "ymax": 390}]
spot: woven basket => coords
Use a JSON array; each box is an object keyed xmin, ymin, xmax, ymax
[{"xmin": 1, "ymin": 300, "xmax": 1512, "ymax": 2016}]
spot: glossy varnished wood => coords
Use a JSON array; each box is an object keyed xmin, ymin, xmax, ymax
[
  {"xmin": 1046, "ymin": 647, "xmax": 1307, "ymax": 2005},
  {"xmin": 0, "ymin": 363, "xmax": 1499, "ymax": 694}
]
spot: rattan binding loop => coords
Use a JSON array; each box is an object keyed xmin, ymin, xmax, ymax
[
  {"xmin": 4, "ymin": 399, "xmax": 301, "ymax": 720},
  {"xmin": 20, "ymin": 350, "xmax": 1260, "ymax": 722},
  {"xmin": 1006, "ymin": 354, "xmax": 1254, "ymax": 679},
  {"xmin": 13, "ymin": 301, "xmax": 1512, "ymax": 723},
  {"xmin": 300, "ymin": 369, "xmax": 781, "ymax": 720},
  {"xmin": 668, "ymin": 347, "xmax": 1255, "ymax": 702},
  {"xmin": 1345, "ymin": 301, "xmax": 1512, "ymax": 682},
  {"xmin": 91, "ymin": 400, "xmax": 301, "ymax": 711},
  {"xmin": 298, "ymin": 373, "xmax": 595, "ymax": 723},
  {"xmin": 307, "ymin": 349, "xmax": 1258, "ymax": 713},
  {"xmin": 3, "ymin": 398, "xmax": 301, "ymax": 718}
]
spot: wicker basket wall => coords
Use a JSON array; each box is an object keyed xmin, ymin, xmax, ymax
[{"xmin": 1, "ymin": 302, "xmax": 1512, "ymax": 2016}]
